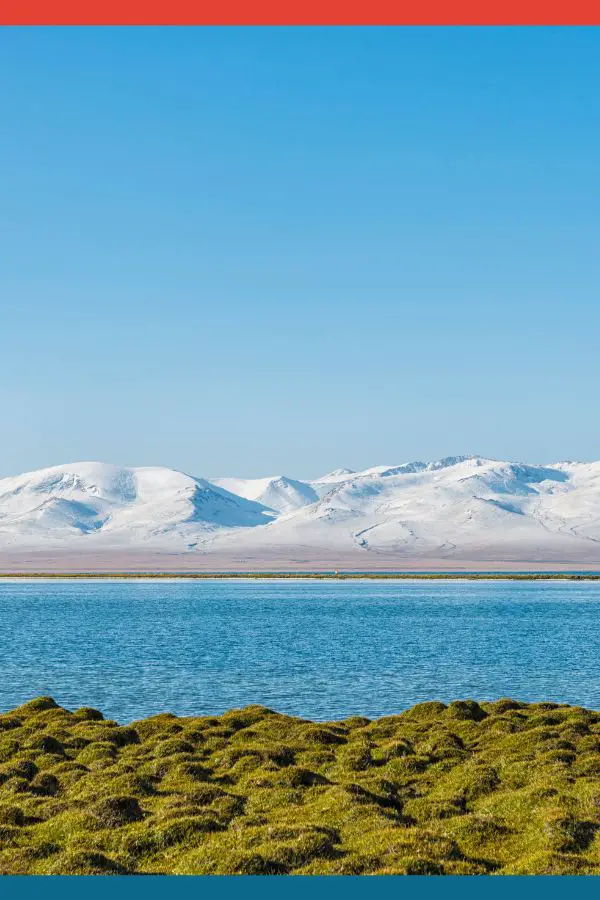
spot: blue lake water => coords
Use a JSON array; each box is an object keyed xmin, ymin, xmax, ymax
[{"xmin": 1, "ymin": 578, "xmax": 599, "ymax": 723}]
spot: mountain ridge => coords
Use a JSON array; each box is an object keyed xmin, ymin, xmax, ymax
[{"xmin": 1, "ymin": 456, "xmax": 600, "ymax": 566}]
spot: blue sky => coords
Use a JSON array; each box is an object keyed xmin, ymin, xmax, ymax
[{"xmin": 1, "ymin": 27, "xmax": 599, "ymax": 479}]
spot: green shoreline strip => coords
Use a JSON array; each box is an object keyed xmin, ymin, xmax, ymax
[
  {"xmin": 2, "ymin": 696, "xmax": 600, "ymax": 874},
  {"xmin": 1, "ymin": 571, "xmax": 600, "ymax": 580}
]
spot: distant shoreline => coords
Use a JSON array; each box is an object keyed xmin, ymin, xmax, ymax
[{"xmin": 2, "ymin": 571, "xmax": 600, "ymax": 580}]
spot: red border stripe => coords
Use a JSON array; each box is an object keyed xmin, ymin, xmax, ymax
[{"xmin": 2, "ymin": 0, "xmax": 600, "ymax": 25}]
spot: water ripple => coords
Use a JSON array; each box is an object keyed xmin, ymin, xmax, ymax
[{"xmin": 1, "ymin": 578, "xmax": 598, "ymax": 721}]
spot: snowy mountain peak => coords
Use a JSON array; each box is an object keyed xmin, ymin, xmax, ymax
[
  {"xmin": 210, "ymin": 475, "xmax": 318, "ymax": 515},
  {"xmin": 2, "ymin": 457, "xmax": 600, "ymax": 565},
  {"xmin": 0, "ymin": 462, "xmax": 274, "ymax": 548}
]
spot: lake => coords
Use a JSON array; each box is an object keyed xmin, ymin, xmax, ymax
[{"xmin": 1, "ymin": 578, "xmax": 599, "ymax": 722}]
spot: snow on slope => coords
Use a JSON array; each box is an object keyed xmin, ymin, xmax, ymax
[
  {"xmin": 210, "ymin": 475, "xmax": 319, "ymax": 515},
  {"xmin": 210, "ymin": 456, "xmax": 600, "ymax": 562},
  {"xmin": 0, "ymin": 462, "xmax": 274, "ymax": 548},
  {"xmin": 2, "ymin": 456, "xmax": 600, "ymax": 562},
  {"xmin": 312, "ymin": 466, "xmax": 391, "ymax": 488}
]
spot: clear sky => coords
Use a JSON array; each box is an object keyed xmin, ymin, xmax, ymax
[{"xmin": 1, "ymin": 27, "xmax": 599, "ymax": 479}]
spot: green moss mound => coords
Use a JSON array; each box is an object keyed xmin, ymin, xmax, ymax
[{"xmin": 2, "ymin": 697, "xmax": 600, "ymax": 874}]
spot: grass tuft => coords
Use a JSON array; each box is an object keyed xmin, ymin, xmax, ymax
[{"xmin": 2, "ymin": 696, "xmax": 600, "ymax": 874}]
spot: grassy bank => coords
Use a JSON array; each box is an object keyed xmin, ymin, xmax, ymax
[
  {"xmin": 1, "ymin": 572, "xmax": 600, "ymax": 580},
  {"xmin": 2, "ymin": 698, "xmax": 600, "ymax": 874}
]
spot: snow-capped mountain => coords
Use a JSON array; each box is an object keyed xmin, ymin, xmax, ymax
[
  {"xmin": 0, "ymin": 462, "xmax": 274, "ymax": 549},
  {"xmin": 210, "ymin": 475, "xmax": 319, "ymax": 515},
  {"xmin": 2, "ymin": 456, "xmax": 600, "ymax": 567}
]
